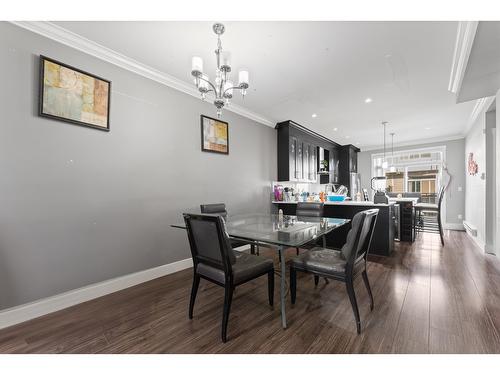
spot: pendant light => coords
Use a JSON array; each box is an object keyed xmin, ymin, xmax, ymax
[
  {"xmin": 382, "ymin": 122, "xmax": 388, "ymax": 169},
  {"xmin": 389, "ymin": 132, "xmax": 396, "ymax": 172}
]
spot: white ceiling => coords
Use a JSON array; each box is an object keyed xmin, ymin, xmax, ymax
[
  {"xmin": 457, "ymin": 21, "xmax": 500, "ymax": 103},
  {"xmin": 54, "ymin": 21, "xmax": 476, "ymax": 150}
]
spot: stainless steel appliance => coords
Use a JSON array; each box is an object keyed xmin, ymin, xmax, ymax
[
  {"xmin": 349, "ymin": 172, "xmax": 361, "ymax": 200},
  {"xmin": 371, "ymin": 176, "xmax": 389, "ymax": 204}
]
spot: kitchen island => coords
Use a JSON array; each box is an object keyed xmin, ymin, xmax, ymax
[{"xmin": 272, "ymin": 201, "xmax": 395, "ymax": 256}]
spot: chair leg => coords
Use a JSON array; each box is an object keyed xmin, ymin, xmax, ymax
[
  {"xmin": 267, "ymin": 270, "xmax": 274, "ymax": 306},
  {"xmin": 346, "ymin": 280, "xmax": 361, "ymax": 334},
  {"xmin": 362, "ymin": 270, "xmax": 374, "ymax": 311},
  {"xmin": 296, "ymin": 247, "xmax": 300, "ymax": 255},
  {"xmin": 221, "ymin": 285, "xmax": 234, "ymax": 343},
  {"xmin": 314, "ymin": 275, "xmax": 319, "ymax": 286},
  {"xmin": 257, "ymin": 245, "xmax": 260, "ymax": 256},
  {"xmin": 250, "ymin": 244, "xmax": 255, "ymax": 255},
  {"xmin": 189, "ymin": 274, "xmax": 200, "ymax": 319},
  {"xmin": 290, "ymin": 267, "xmax": 297, "ymax": 304},
  {"xmin": 438, "ymin": 212, "xmax": 445, "ymax": 246}
]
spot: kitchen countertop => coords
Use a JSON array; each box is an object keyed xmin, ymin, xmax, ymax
[{"xmin": 272, "ymin": 201, "xmax": 394, "ymax": 207}]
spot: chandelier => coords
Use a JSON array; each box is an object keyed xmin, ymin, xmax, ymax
[{"xmin": 191, "ymin": 23, "xmax": 249, "ymax": 117}]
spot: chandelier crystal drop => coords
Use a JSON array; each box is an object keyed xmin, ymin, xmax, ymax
[{"xmin": 191, "ymin": 23, "xmax": 250, "ymax": 118}]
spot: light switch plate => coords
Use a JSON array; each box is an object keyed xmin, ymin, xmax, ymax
[{"xmin": 458, "ymin": 186, "xmax": 463, "ymax": 192}]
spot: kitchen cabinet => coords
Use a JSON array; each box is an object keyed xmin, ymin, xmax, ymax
[
  {"xmin": 276, "ymin": 120, "xmax": 358, "ymax": 183},
  {"xmin": 339, "ymin": 144, "xmax": 359, "ymax": 190},
  {"xmin": 330, "ymin": 147, "xmax": 340, "ymax": 184},
  {"xmin": 289, "ymin": 137, "xmax": 297, "ymax": 180},
  {"xmin": 309, "ymin": 143, "xmax": 317, "ymax": 181}
]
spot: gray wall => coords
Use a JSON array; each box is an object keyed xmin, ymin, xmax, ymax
[
  {"xmin": 358, "ymin": 138, "xmax": 466, "ymax": 226},
  {"xmin": 0, "ymin": 23, "xmax": 277, "ymax": 310}
]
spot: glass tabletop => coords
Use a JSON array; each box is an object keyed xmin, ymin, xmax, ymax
[{"xmin": 172, "ymin": 213, "xmax": 350, "ymax": 248}]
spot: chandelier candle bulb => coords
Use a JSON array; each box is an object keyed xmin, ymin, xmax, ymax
[
  {"xmin": 191, "ymin": 56, "xmax": 203, "ymax": 76},
  {"xmin": 238, "ymin": 70, "xmax": 249, "ymax": 88},
  {"xmin": 221, "ymin": 51, "xmax": 231, "ymax": 71},
  {"xmin": 223, "ymin": 81, "xmax": 234, "ymax": 98}
]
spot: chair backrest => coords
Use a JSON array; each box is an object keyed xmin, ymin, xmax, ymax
[
  {"xmin": 437, "ymin": 186, "xmax": 445, "ymax": 209},
  {"xmin": 183, "ymin": 213, "xmax": 236, "ymax": 275},
  {"xmin": 296, "ymin": 202, "xmax": 324, "ymax": 217},
  {"xmin": 356, "ymin": 209, "xmax": 379, "ymax": 262},
  {"xmin": 341, "ymin": 209, "xmax": 379, "ymax": 271},
  {"xmin": 200, "ymin": 203, "xmax": 228, "ymax": 218}
]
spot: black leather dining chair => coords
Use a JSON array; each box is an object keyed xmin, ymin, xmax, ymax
[
  {"xmin": 200, "ymin": 203, "xmax": 257, "ymax": 254},
  {"xmin": 295, "ymin": 202, "xmax": 324, "ymax": 255},
  {"xmin": 290, "ymin": 209, "xmax": 379, "ymax": 334},
  {"xmin": 183, "ymin": 213, "xmax": 274, "ymax": 342}
]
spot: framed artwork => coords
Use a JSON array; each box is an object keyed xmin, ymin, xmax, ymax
[
  {"xmin": 39, "ymin": 55, "xmax": 111, "ymax": 131},
  {"xmin": 468, "ymin": 152, "xmax": 478, "ymax": 175},
  {"xmin": 200, "ymin": 115, "xmax": 229, "ymax": 154}
]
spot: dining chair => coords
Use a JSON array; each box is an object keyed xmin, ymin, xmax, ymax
[
  {"xmin": 183, "ymin": 213, "xmax": 274, "ymax": 342},
  {"xmin": 295, "ymin": 202, "xmax": 325, "ymax": 255},
  {"xmin": 290, "ymin": 209, "xmax": 379, "ymax": 334},
  {"xmin": 200, "ymin": 203, "xmax": 257, "ymax": 254},
  {"xmin": 413, "ymin": 186, "xmax": 445, "ymax": 245}
]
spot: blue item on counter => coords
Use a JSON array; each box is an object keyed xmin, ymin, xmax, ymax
[{"xmin": 327, "ymin": 194, "xmax": 345, "ymax": 202}]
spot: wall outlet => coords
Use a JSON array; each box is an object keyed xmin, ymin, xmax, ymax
[
  {"xmin": 458, "ymin": 214, "xmax": 463, "ymax": 220},
  {"xmin": 458, "ymin": 186, "xmax": 463, "ymax": 192}
]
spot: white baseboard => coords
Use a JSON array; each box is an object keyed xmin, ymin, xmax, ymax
[
  {"xmin": 464, "ymin": 231, "xmax": 486, "ymax": 251},
  {"xmin": 0, "ymin": 258, "xmax": 193, "ymax": 330},
  {"xmin": 444, "ymin": 223, "xmax": 465, "ymax": 231},
  {"xmin": 485, "ymin": 244, "xmax": 496, "ymax": 255}
]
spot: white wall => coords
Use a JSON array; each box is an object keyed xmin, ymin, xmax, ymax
[
  {"xmin": 496, "ymin": 90, "xmax": 500, "ymax": 255},
  {"xmin": 485, "ymin": 110, "xmax": 496, "ymax": 254},
  {"xmin": 465, "ymin": 114, "xmax": 486, "ymax": 249}
]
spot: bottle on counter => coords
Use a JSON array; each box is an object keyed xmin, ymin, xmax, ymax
[{"xmin": 278, "ymin": 209, "xmax": 284, "ymax": 227}]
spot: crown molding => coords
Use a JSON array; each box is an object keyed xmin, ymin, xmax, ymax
[
  {"xmin": 10, "ymin": 21, "xmax": 274, "ymax": 128},
  {"xmin": 448, "ymin": 21, "xmax": 479, "ymax": 94},
  {"xmin": 464, "ymin": 96, "xmax": 495, "ymax": 133},
  {"xmin": 360, "ymin": 134, "xmax": 465, "ymax": 152}
]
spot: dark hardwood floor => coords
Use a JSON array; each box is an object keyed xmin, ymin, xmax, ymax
[{"xmin": 1, "ymin": 230, "xmax": 500, "ymax": 353}]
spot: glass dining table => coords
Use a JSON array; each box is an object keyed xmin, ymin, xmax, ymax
[{"xmin": 171, "ymin": 213, "xmax": 350, "ymax": 328}]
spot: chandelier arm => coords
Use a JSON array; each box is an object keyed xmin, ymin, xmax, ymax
[{"xmin": 197, "ymin": 75, "xmax": 218, "ymax": 94}]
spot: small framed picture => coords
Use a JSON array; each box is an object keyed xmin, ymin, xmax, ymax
[
  {"xmin": 200, "ymin": 115, "xmax": 229, "ymax": 154},
  {"xmin": 39, "ymin": 55, "xmax": 111, "ymax": 131}
]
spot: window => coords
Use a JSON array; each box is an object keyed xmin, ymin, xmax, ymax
[{"xmin": 371, "ymin": 146, "xmax": 444, "ymax": 204}]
